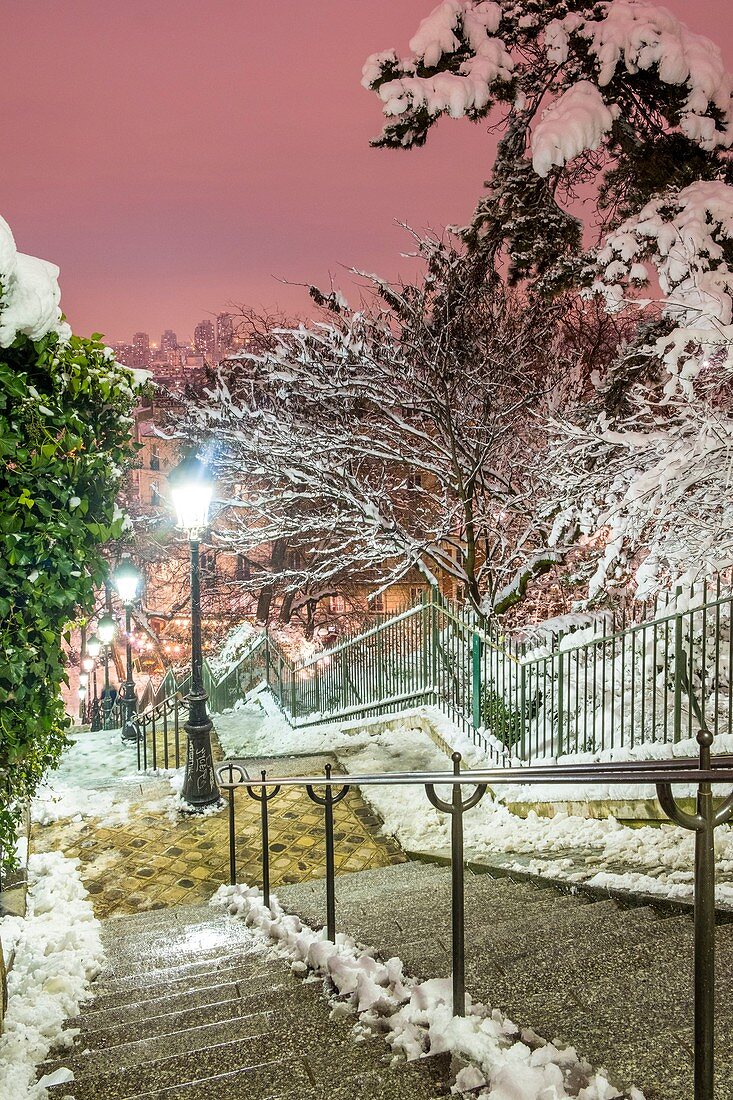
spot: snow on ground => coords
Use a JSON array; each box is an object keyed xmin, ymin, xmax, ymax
[
  {"xmin": 214, "ymin": 699, "xmax": 733, "ymax": 907},
  {"xmin": 212, "ymin": 881, "xmax": 642, "ymax": 1100},
  {"xmin": 0, "ymin": 853, "xmax": 104, "ymax": 1100},
  {"xmin": 30, "ymin": 726, "xmax": 207, "ymax": 828}
]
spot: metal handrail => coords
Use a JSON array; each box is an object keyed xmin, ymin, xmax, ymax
[
  {"xmin": 137, "ymin": 690, "xmax": 189, "ymax": 771},
  {"xmin": 216, "ymin": 749, "xmax": 733, "ymax": 1100}
]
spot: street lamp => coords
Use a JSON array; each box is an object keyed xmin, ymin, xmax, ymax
[
  {"xmin": 169, "ymin": 452, "xmax": 220, "ymax": 809},
  {"xmin": 113, "ymin": 558, "xmax": 142, "ymax": 744},
  {"xmin": 97, "ymin": 613, "xmax": 117, "ymax": 728},
  {"xmin": 86, "ymin": 633, "xmax": 102, "ymax": 731}
]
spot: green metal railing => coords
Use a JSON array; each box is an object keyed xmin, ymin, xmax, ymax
[
  {"xmin": 243, "ymin": 582, "xmax": 733, "ymax": 765},
  {"xmin": 142, "ymin": 579, "xmax": 733, "ymax": 767}
]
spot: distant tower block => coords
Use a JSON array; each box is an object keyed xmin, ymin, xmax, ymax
[
  {"xmin": 216, "ymin": 312, "xmax": 234, "ymax": 360},
  {"xmin": 132, "ymin": 331, "xmax": 151, "ymax": 369},
  {"xmin": 194, "ymin": 319, "xmax": 216, "ymax": 364}
]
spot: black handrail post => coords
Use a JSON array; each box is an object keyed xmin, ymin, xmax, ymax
[
  {"xmin": 228, "ymin": 762, "xmax": 237, "ymax": 886},
  {"xmin": 425, "ymin": 752, "xmax": 488, "ymax": 1019},
  {"xmin": 306, "ymin": 764, "xmax": 350, "ymax": 942},
  {"xmin": 696, "ymin": 770, "xmax": 716, "ymax": 1100},
  {"xmin": 451, "ymin": 757, "xmax": 466, "ymax": 1016},
  {"xmin": 656, "ymin": 649, "xmax": 733, "ymax": 1100},
  {"xmin": 246, "ymin": 771, "xmax": 281, "ymax": 909},
  {"xmin": 260, "ymin": 770, "xmax": 271, "ymax": 908},
  {"xmin": 324, "ymin": 768, "xmax": 336, "ymax": 941}
]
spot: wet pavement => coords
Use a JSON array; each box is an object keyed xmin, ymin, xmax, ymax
[{"xmin": 32, "ymin": 733, "xmax": 405, "ymax": 919}]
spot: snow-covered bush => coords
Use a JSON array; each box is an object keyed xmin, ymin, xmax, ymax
[{"xmin": 0, "ymin": 216, "xmax": 142, "ymax": 876}]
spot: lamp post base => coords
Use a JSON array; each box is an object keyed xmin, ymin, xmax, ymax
[
  {"xmin": 181, "ymin": 692, "xmax": 221, "ymax": 809},
  {"xmin": 120, "ymin": 680, "xmax": 139, "ymax": 743}
]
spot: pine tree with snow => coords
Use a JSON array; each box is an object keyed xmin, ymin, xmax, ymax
[{"xmin": 365, "ymin": 1, "xmax": 733, "ymax": 594}]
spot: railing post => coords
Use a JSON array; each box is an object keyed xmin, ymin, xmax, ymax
[
  {"xmin": 471, "ymin": 632, "xmax": 483, "ymax": 731},
  {"xmin": 246, "ymin": 770, "xmax": 281, "ymax": 908},
  {"xmin": 425, "ymin": 753, "xmax": 487, "ymax": 1018},
  {"xmin": 324, "ymin": 770, "xmax": 336, "ymax": 940},
  {"xmin": 674, "ymin": 612, "xmax": 684, "ymax": 744},
  {"xmin": 556, "ymin": 632, "xmax": 565, "ymax": 758},
  {"xmin": 228, "ymin": 763, "xmax": 236, "ymax": 886},
  {"xmin": 286, "ymin": 664, "xmax": 294, "ymax": 726},
  {"xmin": 306, "ymin": 765, "xmax": 350, "ymax": 942},
  {"xmin": 430, "ymin": 592, "xmax": 439, "ymax": 702},
  {"xmin": 260, "ymin": 770, "xmax": 271, "ymax": 908},
  {"xmin": 174, "ymin": 695, "xmax": 181, "ymax": 769},
  {"xmin": 520, "ymin": 663, "xmax": 527, "ymax": 760},
  {"xmin": 657, "ymin": 689, "xmax": 733, "ymax": 1100}
]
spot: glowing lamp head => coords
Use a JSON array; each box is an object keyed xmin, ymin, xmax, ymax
[
  {"xmin": 169, "ymin": 452, "xmax": 213, "ymax": 540},
  {"xmin": 113, "ymin": 558, "xmax": 141, "ymax": 605},
  {"xmin": 78, "ymin": 685, "xmax": 87, "ymax": 699},
  {"xmin": 86, "ymin": 633, "xmax": 101, "ymax": 659},
  {"xmin": 79, "ymin": 672, "xmax": 89, "ymax": 686},
  {"xmin": 81, "ymin": 655, "xmax": 95, "ymax": 673},
  {"xmin": 97, "ymin": 614, "xmax": 116, "ymax": 645}
]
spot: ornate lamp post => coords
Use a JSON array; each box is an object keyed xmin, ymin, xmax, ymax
[
  {"xmin": 113, "ymin": 558, "xmax": 142, "ymax": 743},
  {"xmin": 169, "ymin": 452, "xmax": 220, "ymax": 809},
  {"xmin": 86, "ymin": 632, "xmax": 102, "ymax": 731},
  {"xmin": 97, "ymin": 612, "xmax": 116, "ymax": 728}
]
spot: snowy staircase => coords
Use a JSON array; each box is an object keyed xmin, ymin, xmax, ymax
[
  {"xmin": 41, "ymin": 861, "xmax": 733, "ymax": 1099},
  {"xmin": 42, "ymin": 901, "xmax": 451, "ymax": 1100},
  {"xmin": 276, "ymin": 861, "xmax": 733, "ymax": 1100}
]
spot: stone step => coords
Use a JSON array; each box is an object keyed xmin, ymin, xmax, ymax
[
  {"xmin": 89, "ymin": 956, "xmax": 272, "ymax": 1013},
  {"xmin": 93, "ymin": 949, "xmax": 260, "ymax": 996},
  {"xmin": 44, "ymin": 1006, "xmax": 272, "ymax": 1077},
  {"xmin": 100, "ymin": 920, "xmax": 255, "ymax": 974},
  {"xmin": 50, "ymin": 1032, "xmax": 308, "ymax": 1099},
  {"xmin": 72, "ymin": 974, "xmax": 298, "ymax": 1051}
]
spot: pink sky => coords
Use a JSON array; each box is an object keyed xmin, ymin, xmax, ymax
[{"xmin": 5, "ymin": 0, "xmax": 733, "ymax": 343}]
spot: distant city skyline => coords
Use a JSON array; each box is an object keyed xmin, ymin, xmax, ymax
[{"xmin": 111, "ymin": 311, "xmax": 239, "ymax": 369}]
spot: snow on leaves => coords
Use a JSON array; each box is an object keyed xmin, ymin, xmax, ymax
[
  {"xmin": 365, "ymin": 1, "xmax": 733, "ymax": 153},
  {"xmin": 362, "ymin": 0, "xmax": 513, "ymax": 138},
  {"xmin": 584, "ymin": 0, "xmax": 733, "ymax": 149},
  {"xmin": 594, "ymin": 181, "xmax": 733, "ymax": 395},
  {"xmin": 531, "ymin": 81, "xmax": 618, "ymax": 177},
  {"xmin": 0, "ymin": 215, "xmax": 71, "ymax": 348}
]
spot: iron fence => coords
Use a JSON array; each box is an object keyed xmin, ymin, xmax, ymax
[
  {"xmin": 222, "ymin": 582, "xmax": 733, "ymax": 766},
  {"xmin": 134, "ymin": 580, "xmax": 733, "ymax": 769}
]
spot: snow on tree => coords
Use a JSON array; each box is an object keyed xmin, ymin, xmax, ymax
[
  {"xmin": 180, "ymin": 235, "xmax": 575, "ymax": 616},
  {"xmin": 365, "ymin": 1, "xmax": 733, "ymax": 595}
]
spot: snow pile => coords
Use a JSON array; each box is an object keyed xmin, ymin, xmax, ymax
[
  {"xmin": 0, "ymin": 216, "xmax": 71, "ymax": 348},
  {"xmin": 212, "ymin": 881, "xmax": 640, "ymax": 1099},
  {"xmin": 532, "ymin": 82, "xmax": 618, "ymax": 177},
  {"xmin": 0, "ymin": 853, "xmax": 104, "ymax": 1100}
]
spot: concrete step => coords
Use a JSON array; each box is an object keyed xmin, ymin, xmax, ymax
[
  {"xmin": 94, "ymin": 949, "xmax": 261, "ymax": 996},
  {"xmin": 100, "ymin": 920, "xmax": 255, "ymax": 976},
  {"xmin": 89, "ymin": 956, "xmax": 271, "ymax": 1013},
  {"xmin": 73, "ymin": 973, "xmax": 301, "ymax": 1052}
]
